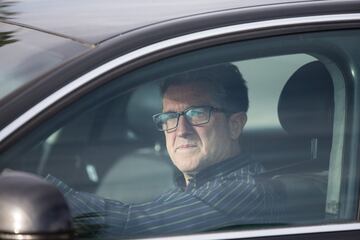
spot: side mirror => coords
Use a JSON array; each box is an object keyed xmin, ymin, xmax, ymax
[{"xmin": 0, "ymin": 170, "xmax": 73, "ymax": 240}]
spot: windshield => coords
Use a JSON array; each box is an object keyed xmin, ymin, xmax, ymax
[{"xmin": 0, "ymin": 22, "xmax": 89, "ymax": 99}]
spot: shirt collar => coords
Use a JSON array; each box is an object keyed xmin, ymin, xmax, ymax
[{"xmin": 187, "ymin": 153, "xmax": 251, "ymax": 187}]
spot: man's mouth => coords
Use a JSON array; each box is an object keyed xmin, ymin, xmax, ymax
[{"xmin": 175, "ymin": 144, "xmax": 197, "ymax": 151}]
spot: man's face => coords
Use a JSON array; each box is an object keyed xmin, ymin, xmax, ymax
[{"xmin": 163, "ymin": 83, "xmax": 244, "ymax": 176}]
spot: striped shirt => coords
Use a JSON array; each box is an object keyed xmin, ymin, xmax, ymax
[{"xmin": 46, "ymin": 154, "xmax": 279, "ymax": 239}]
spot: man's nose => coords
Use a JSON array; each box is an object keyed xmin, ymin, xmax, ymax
[{"xmin": 176, "ymin": 115, "xmax": 193, "ymax": 137}]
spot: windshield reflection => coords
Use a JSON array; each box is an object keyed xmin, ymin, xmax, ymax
[
  {"xmin": 0, "ymin": 0, "xmax": 17, "ymax": 47},
  {"xmin": 0, "ymin": 31, "xmax": 17, "ymax": 47},
  {"xmin": 0, "ymin": 1, "xmax": 89, "ymax": 101},
  {"xmin": 0, "ymin": 0, "xmax": 16, "ymax": 20}
]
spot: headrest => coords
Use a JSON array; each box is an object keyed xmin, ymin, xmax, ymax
[
  {"xmin": 127, "ymin": 82, "xmax": 163, "ymax": 143},
  {"xmin": 278, "ymin": 61, "xmax": 334, "ymax": 137}
]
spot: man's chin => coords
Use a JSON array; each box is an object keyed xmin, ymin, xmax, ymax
[
  {"xmin": 173, "ymin": 158, "xmax": 202, "ymax": 174},
  {"xmin": 179, "ymin": 167, "xmax": 200, "ymax": 176}
]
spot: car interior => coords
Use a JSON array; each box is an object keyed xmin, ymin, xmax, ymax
[{"xmin": 0, "ymin": 54, "xmax": 338, "ymax": 226}]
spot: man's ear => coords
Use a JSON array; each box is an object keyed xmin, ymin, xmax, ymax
[{"xmin": 228, "ymin": 112, "xmax": 247, "ymax": 140}]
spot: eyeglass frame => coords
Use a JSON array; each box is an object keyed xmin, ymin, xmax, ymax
[{"xmin": 152, "ymin": 105, "xmax": 228, "ymax": 132}]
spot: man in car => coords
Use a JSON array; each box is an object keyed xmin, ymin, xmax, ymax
[{"xmin": 46, "ymin": 63, "xmax": 279, "ymax": 238}]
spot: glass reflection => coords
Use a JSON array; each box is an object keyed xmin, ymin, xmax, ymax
[
  {"xmin": 0, "ymin": 1, "xmax": 17, "ymax": 47},
  {"xmin": 0, "ymin": 0, "xmax": 16, "ymax": 20},
  {"xmin": 0, "ymin": 31, "xmax": 17, "ymax": 47}
]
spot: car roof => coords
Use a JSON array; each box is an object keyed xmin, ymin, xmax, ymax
[{"xmin": 2, "ymin": 0, "xmax": 353, "ymax": 44}]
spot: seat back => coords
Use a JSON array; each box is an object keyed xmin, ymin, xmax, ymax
[{"xmin": 272, "ymin": 61, "xmax": 334, "ymax": 223}]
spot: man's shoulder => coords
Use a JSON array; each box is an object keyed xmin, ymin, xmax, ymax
[{"xmin": 218, "ymin": 155, "xmax": 264, "ymax": 180}]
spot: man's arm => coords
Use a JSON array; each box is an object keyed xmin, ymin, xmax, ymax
[
  {"xmin": 46, "ymin": 175, "xmax": 275, "ymax": 238},
  {"xmin": 45, "ymin": 175, "xmax": 128, "ymax": 237},
  {"xmin": 123, "ymin": 178, "xmax": 270, "ymax": 237}
]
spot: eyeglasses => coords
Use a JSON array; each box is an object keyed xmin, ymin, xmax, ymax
[{"xmin": 153, "ymin": 106, "xmax": 226, "ymax": 132}]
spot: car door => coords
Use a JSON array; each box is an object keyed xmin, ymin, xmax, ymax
[{"xmin": 1, "ymin": 11, "xmax": 360, "ymax": 240}]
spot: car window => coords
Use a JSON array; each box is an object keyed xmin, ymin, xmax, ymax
[{"xmin": 0, "ymin": 29, "xmax": 359, "ymax": 238}]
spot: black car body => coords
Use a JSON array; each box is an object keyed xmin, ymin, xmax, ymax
[{"xmin": 1, "ymin": 0, "xmax": 360, "ymax": 239}]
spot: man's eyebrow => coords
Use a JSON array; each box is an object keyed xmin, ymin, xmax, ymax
[{"xmin": 162, "ymin": 110, "xmax": 178, "ymax": 113}]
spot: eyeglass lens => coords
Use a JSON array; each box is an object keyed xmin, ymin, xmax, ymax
[{"xmin": 155, "ymin": 106, "xmax": 212, "ymax": 131}]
